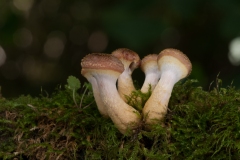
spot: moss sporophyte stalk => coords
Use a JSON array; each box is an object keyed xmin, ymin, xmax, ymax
[{"xmin": 1, "ymin": 48, "xmax": 240, "ymax": 159}]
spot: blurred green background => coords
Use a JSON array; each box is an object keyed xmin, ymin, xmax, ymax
[{"xmin": 0, "ymin": 0, "xmax": 240, "ymax": 97}]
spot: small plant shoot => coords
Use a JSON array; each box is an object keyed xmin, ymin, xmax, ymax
[{"xmin": 66, "ymin": 75, "xmax": 81, "ymax": 107}]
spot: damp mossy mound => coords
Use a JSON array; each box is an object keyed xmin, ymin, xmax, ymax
[{"xmin": 1, "ymin": 79, "xmax": 240, "ymax": 160}]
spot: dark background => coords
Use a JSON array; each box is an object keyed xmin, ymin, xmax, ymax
[{"xmin": 0, "ymin": 0, "xmax": 240, "ymax": 98}]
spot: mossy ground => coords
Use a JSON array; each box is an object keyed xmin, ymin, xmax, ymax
[{"xmin": 1, "ymin": 77, "xmax": 240, "ymax": 159}]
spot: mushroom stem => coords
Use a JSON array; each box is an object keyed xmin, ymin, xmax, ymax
[
  {"xmin": 96, "ymin": 74, "xmax": 141, "ymax": 134},
  {"xmin": 143, "ymin": 71, "xmax": 177, "ymax": 124},
  {"xmin": 141, "ymin": 73, "xmax": 161, "ymax": 93},
  {"xmin": 117, "ymin": 69, "xmax": 135, "ymax": 97},
  {"xmin": 82, "ymin": 73, "xmax": 108, "ymax": 117}
]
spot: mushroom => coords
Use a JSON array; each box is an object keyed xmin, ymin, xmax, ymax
[
  {"xmin": 81, "ymin": 53, "xmax": 141, "ymax": 134},
  {"xmin": 111, "ymin": 48, "xmax": 140, "ymax": 102},
  {"xmin": 143, "ymin": 48, "xmax": 192, "ymax": 126},
  {"xmin": 140, "ymin": 54, "xmax": 161, "ymax": 93},
  {"xmin": 81, "ymin": 71, "xmax": 108, "ymax": 117}
]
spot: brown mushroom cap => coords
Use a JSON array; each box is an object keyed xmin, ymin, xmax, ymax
[
  {"xmin": 81, "ymin": 53, "xmax": 124, "ymax": 79},
  {"xmin": 157, "ymin": 48, "xmax": 192, "ymax": 79},
  {"xmin": 111, "ymin": 48, "xmax": 140, "ymax": 71},
  {"xmin": 141, "ymin": 54, "xmax": 159, "ymax": 73},
  {"xmin": 81, "ymin": 53, "xmax": 124, "ymax": 75}
]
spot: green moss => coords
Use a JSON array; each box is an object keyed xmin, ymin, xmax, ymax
[
  {"xmin": 125, "ymin": 85, "xmax": 152, "ymax": 112},
  {"xmin": 1, "ymin": 77, "xmax": 240, "ymax": 159}
]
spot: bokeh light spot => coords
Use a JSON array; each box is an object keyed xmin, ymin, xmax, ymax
[
  {"xmin": 22, "ymin": 56, "xmax": 37, "ymax": 78},
  {"xmin": 13, "ymin": 28, "xmax": 33, "ymax": 48},
  {"xmin": 0, "ymin": 46, "xmax": 7, "ymax": 66},
  {"xmin": 13, "ymin": 0, "xmax": 34, "ymax": 12},
  {"xmin": 39, "ymin": 0, "xmax": 60, "ymax": 16},
  {"xmin": 228, "ymin": 37, "xmax": 240, "ymax": 66},
  {"xmin": 88, "ymin": 31, "xmax": 108, "ymax": 52},
  {"xmin": 22, "ymin": 56, "xmax": 61, "ymax": 84},
  {"xmin": 44, "ymin": 31, "xmax": 65, "ymax": 59}
]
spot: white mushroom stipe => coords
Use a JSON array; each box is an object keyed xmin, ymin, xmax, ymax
[
  {"xmin": 80, "ymin": 72, "xmax": 108, "ymax": 117},
  {"xmin": 81, "ymin": 53, "xmax": 141, "ymax": 134},
  {"xmin": 140, "ymin": 54, "xmax": 161, "ymax": 93},
  {"xmin": 143, "ymin": 48, "xmax": 192, "ymax": 127},
  {"xmin": 112, "ymin": 48, "xmax": 140, "ymax": 102}
]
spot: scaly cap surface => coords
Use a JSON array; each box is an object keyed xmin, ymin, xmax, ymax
[
  {"xmin": 157, "ymin": 48, "xmax": 192, "ymax": 79},
  {"xmin": 81, "ymin": 53, "xmax": 124, "ymax": 75},
  {"xmin": 112, "ymin": 48, "xmax": 140, "ymax": 71}
]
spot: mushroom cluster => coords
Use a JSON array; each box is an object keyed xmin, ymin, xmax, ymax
[{"xmin": 81, "ymin": 48, "xmax": 192, "ymax": 134}]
